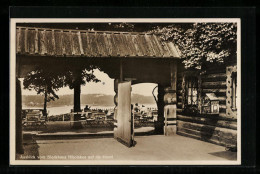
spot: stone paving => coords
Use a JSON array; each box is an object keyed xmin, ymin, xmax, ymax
[{"xmin": 18, "ymin": 134, "xmax": 237, "ymax": 163}]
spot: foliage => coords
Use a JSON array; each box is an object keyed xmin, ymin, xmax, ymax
[
  {"xmin": 62, "ymin": 65, "xmax": 101, "ymax": 89},
  {"xmin": 23, "ymin": 68, "xmax": 64, "ymax": 103},
  {"xmin": 183, "ymin": 105, "xmax": 200, "ymax": 116},
  {"xmin": 109, "ymin": 23, "xmax": 135, "ymax": 31},
  {"xmin": 150, "ymin": 23, "xmax": 237, "ymax": 69},
  {"xmin": 23, "ymin": 63, "xmax": 101, "ymax": 114}
]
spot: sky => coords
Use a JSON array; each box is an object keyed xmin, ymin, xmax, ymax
[{"xmin": 21, "ymin": 69, "xmax": 158, "ymax": 97}]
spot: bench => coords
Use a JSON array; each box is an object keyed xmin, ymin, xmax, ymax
[{"xmin": 23, "ymin": 111, "xmax": 47, "ymax": 128}]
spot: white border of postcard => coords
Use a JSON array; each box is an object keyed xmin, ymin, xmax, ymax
[{"xmin": 10, "ymin": 18, "xmax": 241, "ymax": 165}]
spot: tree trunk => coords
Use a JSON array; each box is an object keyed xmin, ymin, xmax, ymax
[
  {"xmin": 154, "ymin": 83, "xmax": 165, "ymax": 134},
  {"xmin": 43, "ymin": 86, "xmax": 47, "ymax": 116},
  {"xmin": 16, "ymin": 78, "xmax": 24, "ymax": 155},
  {"xmin": 72, "ymin": 76, "xmax": 83, "ymax": 129}
]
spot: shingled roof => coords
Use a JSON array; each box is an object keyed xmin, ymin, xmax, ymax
[{"xmin": 16, "ymin": 27, "xmax": 181, "ymax": 58}]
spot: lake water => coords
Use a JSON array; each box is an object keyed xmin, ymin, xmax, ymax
[{"xmin": 23, "ymin": 104, "xmax": 157, "ymax": 116}]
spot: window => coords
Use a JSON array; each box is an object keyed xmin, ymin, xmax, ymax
[
  {"xmin": 185, "ymin": 76, "xmax": 198, "ymax": 106},
  {"xmin": 231, "ymin": 72, "xmax": 237, "ymax": 110}
]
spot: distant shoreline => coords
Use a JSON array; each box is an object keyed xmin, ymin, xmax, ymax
[
  {"xmin": 22, "ymin": 103, "xmax": 156, "ymax": 108},
  {"xmin": 22, "ymin": 104, "xmax": 115, "ymax": 108},
  {"xmin": 22, "ymin": 104, "xmax": 157, "ymax": 116},
  {"xmin": 22, "ymin": 93, "xmax": 156, "ymax": 108}
]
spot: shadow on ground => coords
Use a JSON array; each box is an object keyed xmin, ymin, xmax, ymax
[
  {"xmin": 16, "ymin": 139, "xmax": 40, "ymax": 160},
  {"xmin": 208, "ymin": 151, "xmax": 237, "ymax": 160}
]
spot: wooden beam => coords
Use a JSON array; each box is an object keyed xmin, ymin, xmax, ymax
[
  {"xmin": 201, "ymin": 73, "xmax": 226, "ymax": 80},
  {"xmin": 170, "ymin": 61, "xmax": 177, "ymax": 90},
  {"xmin": 124, "ymin": 78, "xmax": 137, "ymax": 81},
  {"xmin": 34, "ymin": 28, "xmax": 39, "ymax": 54},
  {"xmin": 177, "ymin": 121, "xmax": 237, "ymax": 141},
  {"xmin": 202, "ymin": 81, "xmax": 226, "ymax": 88},
  {"xmin": 120, "ymin": 60, "xmax": 123, "ymax": 81},
  {"xmin": 177, "ymin": 115, "xmax": 237, "ymax": 130},
  {"xmin": 24, "ymin": 28, "xmax": 28, "ymax": 53},
  {"xmin": 78, "ymin": 31, "xmax": 84, "ymax": 55}
]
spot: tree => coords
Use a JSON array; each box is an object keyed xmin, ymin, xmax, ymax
[
  {"xmin": 150, "ymin": 23, "xmax": 237, "ymax": 69},
  {"xmin": 23, "ymin": 67, "xmax": 64, "ymax": 116},
  {"xmin": 62, "ymin": 63, "xmax": 100, "ymax": 129}
]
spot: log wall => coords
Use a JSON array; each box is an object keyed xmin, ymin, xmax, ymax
[{"xmin": 176, "ymin": 67, "xmax": 237, "ymax": 147}]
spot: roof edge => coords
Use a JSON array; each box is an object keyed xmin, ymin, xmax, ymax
[{"xmin": 16, "ymin": 26, "xmax": 163, "ymax": 36}]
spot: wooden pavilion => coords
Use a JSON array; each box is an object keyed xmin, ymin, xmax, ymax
[
  {"xmin": 15, "ymin": 26, "xmax": 182, "ymax": 150},
  {"xmin": 15, "ymin": 26, "xmax": 237, "ymax": 153}
]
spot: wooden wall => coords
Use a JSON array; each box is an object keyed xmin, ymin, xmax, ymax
[{"xmin": 176, "ymin": 66, "xmax": 237, "ymax": 147}]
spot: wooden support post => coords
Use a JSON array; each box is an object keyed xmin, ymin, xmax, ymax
[
  {"xmin": 120, "ymin": 60, "xmax": 123, "ymax": 82},
  {"xmin": 171, "ymin": 61, "xmax": 177, "ymax": 90},
  {"xmin": 154, "ymin": 83, "xmax": 165, "ymax": 134},
  {"xmin": 16, "ymin": 78, "xmax": 24, "ymax": 154},
  {"xmin": 164, "ymin": 61, "xmax": 177, "ymax": 136},
  {"xmin": 113, "ymin": 79, "xmax": 119, "ymax": 138},
  {"xmin": 198, "ymin": 74, "xmax": 202, "ymax": 114},
  {"xmin": 181, "ymin": 72, "xmax": 186, "ymax": 110}
]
